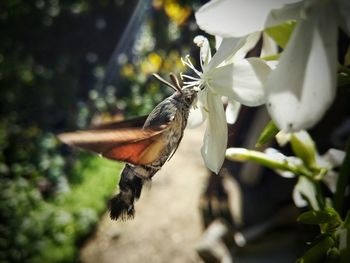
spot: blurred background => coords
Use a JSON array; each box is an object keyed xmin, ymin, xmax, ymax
[{"xmin": 0, "ymin": 0, "xmax": 207, "ymax": 262}]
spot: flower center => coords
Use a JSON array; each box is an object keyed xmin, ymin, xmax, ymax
[{"xmin": 180, "ymin": 55, "xmax": 205, "ymax": 91}]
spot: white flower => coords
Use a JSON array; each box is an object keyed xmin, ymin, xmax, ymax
[
  {"xmin": 274, "ymin": 130, "xmax": 345, "ymax": 208},
  {"xmin": 182, "ymin": 34, "xmax": 272, "ymax": 173},
  {"xmin": 293, "ymin": 148, "xmax": 345, "ymax": 209},
  {"xmin": 265, "ymin": 0, "xmax": 338, "ymax": 131},
  {"xmin": 195, "ymin": 0, "xmax": 350, "ymax": 132},
  {"xmin": 195, "ymin": 0, "xmax": 297, "ymax": 37}
]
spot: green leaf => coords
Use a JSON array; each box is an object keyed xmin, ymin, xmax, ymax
[
  {"xmin": 297, "ymin": 208, "xmax": 341, "ymax": 225},
  {"xmin": 338, "ymin": 211, "xmax": 350, "ymax": 263},
  {"xmin": 265, "ymin": 21, "xmax": 296, "ymax": 49},
  {"xmin": 334, "ymin": 139, "xmax": 350, "ymax": 215},
  {"xmin": 290, "ymin": 131, "xmax": 317, "ymax": 169},
  {"xmin": 296, "ymin": 236, "xmax": 334, "ymax": 263},
  {"xmin": 343, "ymin": 211, "xmax": 350, "ymax": 228},
  {"xmin": 255, "ymin": 121, "xmax": 279, "ymax": 147}
]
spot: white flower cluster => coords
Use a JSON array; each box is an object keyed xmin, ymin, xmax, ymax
[{"xmin": 185, "ymin": 0, "xmax": 350, "ymax": 173}]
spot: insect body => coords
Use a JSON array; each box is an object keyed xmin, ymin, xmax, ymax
[{"xmin": 58, "ymin": 74, "xmax": 197, "ymax": 220}]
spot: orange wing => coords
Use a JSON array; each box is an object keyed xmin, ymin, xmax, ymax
[
  {"xmin": 102, "ymin": 135, "xmax": 167, "ymax": 165},
  {"xmin": 58, "ymin": 125, "xmax": 168, "ymax": 165}
]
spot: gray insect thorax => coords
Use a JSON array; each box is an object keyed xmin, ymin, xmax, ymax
[{"xmin": 136, "ymin": 95, "xmax": 191, "ymax": 177}]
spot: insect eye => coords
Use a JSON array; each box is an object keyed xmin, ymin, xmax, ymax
[{"xmin": 185, "ymin": 96, "xmax": 192, "ymax": 104}]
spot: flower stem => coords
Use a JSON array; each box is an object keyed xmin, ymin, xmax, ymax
[
  {"xmin": 226, "ymin": 148, "xmax": 314, "ymax": 179},
  {"xmin": 226, "ymin": 148, "xmax": 326, "ymax": 209},
  {"xmin": 333, "ymin": 138, "xmax": 350, "ymax": 217},
  {"xmin": 314, "ymin": 181, "xmax": 325, "ymax": 210}
]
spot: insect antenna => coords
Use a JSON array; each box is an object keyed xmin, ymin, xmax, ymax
[
  {"xmin": 169, "ymin": 73, "xmax": 183, "ymax": 94},
  {"xmin": 153, "ymin": 73, "xmax": 180, "ymax": 93}
]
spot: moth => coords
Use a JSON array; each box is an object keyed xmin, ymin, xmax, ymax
[{"xmin": 58, "ymin": 73, "xmax": 198, "ymax": 220}]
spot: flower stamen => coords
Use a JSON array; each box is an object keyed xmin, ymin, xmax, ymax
[
  {"xmin": 181, "ymin": 73, "xmax": 200, "ymax": 81},
  {"xmin": 181, "ymin": 55, "xmax": 202, "ymax": 77}
]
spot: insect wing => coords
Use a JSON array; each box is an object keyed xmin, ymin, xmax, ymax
[
  {"xmin": 90, "ymin": 115, "xmax": 149, "ymax": 130},
  {"xmin": 103, "ymin": 134, "xmax": 167, "ymax": 165},
  {"xmin": 58, "ymin": 125, "xmax": 168, "ymax": 165}
]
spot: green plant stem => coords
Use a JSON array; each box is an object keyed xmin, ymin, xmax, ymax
[
  {"xmin": 226, "ymin": 148, "xmax": 314, "ymax": 179},
  {"xmin": 315, "ymin": 181, "xmax": 325, "ymax": 210},
  {"xmin": 226, "ymin": 148, "xmax": 327, "ymax": 209},
  {"xmin": 255, "ymin": 121, "xmax": 279, "ymax": 147},
  {"xmin": 333, "ymin": 138, "xmax": 350, "ymax": 216}
]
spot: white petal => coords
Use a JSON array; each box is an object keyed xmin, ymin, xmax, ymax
[
  {"xmin": 207, "ymin": 33, "xmax": 261, "ymax": 71},
  {"xmin": 322, "ymin": 171, "xmax": 338, "ymax": 193},
  {"xmin": 292, "ymin": 183, "xmax": 308, "ymax": 208},
  {"xmin": 293, "ymin": 176, "xmax": 320, "ymax": 210},
  {"xmin": 198, "ymin": 87, "xmax": 209, "ymax": 110},
  {"xmin": 208, "ymin": 57, "xmax": 271, "ymax": 106},
  {"xmin": 264, "ymin": 147, "xmax": 303, "ymax": 172},
  {"xmin": 201, "ymin": 92, "xmax": 227, "ymax": 173},
  {"xmin": 206, "ymin": 37, "xmax": 241, "ymax": 70},
  {"xmin": 194, "ymin": 35, "xmax": 212, "ymax": 67},
  {"xmin": 187, "ymin": 106, "xmax": 206, "ymax": 129},
  {"xmin": 321, "ymin": 148, "xmax": 346, "ymax": 168},
  {"xmin": 225, "ymin": 100, "xmax": 241, "ymax": 124},
  {"xmin": 187, "ymin": 90, "xmax": 208, "ymax": 128},
  {"xmin": 264, "ymin": 147, "xmax": 287, "ymax": 160},
  {"xmin": 275, "ymin": 131, "xmax": 292, "ymax": 146},
  {"xmin": 278, "ymin": 170, "xmax": 296, "ymax": 178},
  {"xmin": 195, "ymin": 0, "xmax": 298, "ymax": 37},
  {"xmin": 266, "ymin": 2, "xmax": 338, "ymax": 132},
  {"xmin": 261, "ymin": 32, "xmax": 278, "ymax": 57},
  {"xmin": 230, "ymin": 32, "xmax": 262, "ymax": 62},
  {"xmin": 265, "ymin": 60, "xmax": 279, "ymax": 69},
  {"xmin": 265, "ymin": 1, "xmax": 304, "ymax": 28},
  {"xmin": 215, "ymin": 36, "xmax": 223, "ymax": 50}
]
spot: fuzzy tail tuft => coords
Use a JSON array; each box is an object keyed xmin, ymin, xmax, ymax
[
  {"xmin": 109, "ymin": 193, "xmax": 135, "ymax": 220},
  {"xmin": 108, "ymin": 164, "xmax": 144, "ymax": 221}
]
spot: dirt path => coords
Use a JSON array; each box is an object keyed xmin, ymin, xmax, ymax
[{"xmin": 80, "ymin": 126, "xmax": 208, "ymax": 263}]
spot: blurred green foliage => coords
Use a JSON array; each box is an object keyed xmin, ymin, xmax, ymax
[{"xmin": 1, "ymin": 155, "xmax": 121, "ymax": 263}]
